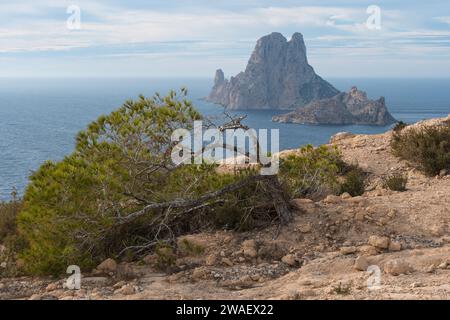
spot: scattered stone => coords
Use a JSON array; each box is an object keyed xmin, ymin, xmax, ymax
[
  {"xmin": 192, "ymin": 267, "xmax": 208, "ymax": 280},
  {"xmin": 45, "ymin": 282, "xmax": 59, "ymax": 292},
  {"xmin": 281, "ymin": 254, "xmax": 297, "ymax": 266},
  {"xmin": 205, "ymin": 254, "xmax": 217, "ymax": 266},
  {"xmin": 241, "ymin": 240, "xmax": 258, "ymax": 258},
  {"xmin": 340, "ymin": 246, "xmax": 357, "ymax": 255},
  {"xmin": 29, "ymin": 294, "xmax": 42, "ymax": 300},
  {"xmin": 96, "ymin": 258, "xmax": 117, "ymax": 274},
  {"xmin": 221, "ymin": 258, "xmax": 233, "ymax": 267},
  {"xmin": 426, "ymin": 265, "xmax": 436, "ymax": 273},
  {"xmin": 359, "ymin": 245, "xmax": 378, "ymax": 256},
  {"xmin": 290, "ymin": 198, "xmax": 315, "ymax": 211},
  {"xmin": 340, "ymin": 192, "xmax": 352, "ymax": 199},
  {"xmin": 113, "ymin": 281, "xmax": 126, "ymax": 289},
  {"xmin": 439, "ymin": 169, "xmax": 448, "ymax": 177},
  {"xmin": 368, "ymin": 235, "xmax": 390, "ymax": 249},
  {"xmin": 384, "ymin": 259, "xmax": 412, "ymax": 276},
  {"xmin": 115, "ymin": 284, "xmax": 135, "ymax": 296},
  {"xmin": 330, "ymin": 132, "xmax": 356, "ymax": 143},
  {"xmin": 430, "ymin": 225, "xmax": 446, "ymax": 237},
  {"xmin": 354, "ymin": 256, "xmax": 369, "ymax": 271},
  {"xmin": 441, "ymin": 236, "xmax": 450, "ymax": 243},
  {"xmin": 222, "ymin": 275, "xmax": 255, "ymax": 289},
  {"xmin": 323, "ymin": 195, "xmax": 341, "ymax": 204},
  {"xmin": 388, "ymin": 241, "xmax": 402, "ymax": 252}
]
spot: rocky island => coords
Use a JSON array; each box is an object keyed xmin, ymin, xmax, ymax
[
  {"xmin": 273, "ymin": 86, "xmax": 397, "ymax": 126},
  {"xmin": 206, "ymin": 32, "xmax": 339, "ymax": 110}
]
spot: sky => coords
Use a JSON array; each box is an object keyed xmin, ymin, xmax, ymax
[{"xmin": 1, "ymin": 0, "xmax": 449, "ymax": 78}]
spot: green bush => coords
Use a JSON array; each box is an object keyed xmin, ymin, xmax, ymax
[
  {"xmin": 339, "ymin": 167, "xmax": 366, "ymax": 196},
  {"xmin": 154, "ymin": 243, "xmax": 177, "ymax": 271},
  {"xmin": 0, "ymin": 194, "xmax": 26, "ymax": 278},
  {"xmin": 279, "ymin": 145, "xmax": 343, "ymax": 198},
  {"xmin": 18, "ymin": 90, "xmax": 279, "ymax": 275},
  {"xmin": 383, "ymin": 174, "xmax": 407, "ymax": 192},
  {"xmin": 391, "ymin": 121, "xmax": 450, "ymax": 176},
  {"xmin": 0, "ymin": 200, "xmax": 21, "ymax": 243}
]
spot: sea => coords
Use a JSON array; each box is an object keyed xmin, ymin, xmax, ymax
[{"xmin": 1, "ymin": 77, "xmax": 450, "ymax": 200}]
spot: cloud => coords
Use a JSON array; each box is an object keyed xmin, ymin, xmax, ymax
[
  {"xmin": 0, "ymin": 3, "xmax": 377, "ymax": 53},
  {"xmin": 434, "ymin": 16, "xmax": 450, "ymax": 25},
  {"xmin": 0, "ymin": 1, "xmax": 449, "ymax": 77}
]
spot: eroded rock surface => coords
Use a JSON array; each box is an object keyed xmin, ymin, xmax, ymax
[{"xmin": 207, "ymin": 32, "xmax": 339, "ymax": 110}]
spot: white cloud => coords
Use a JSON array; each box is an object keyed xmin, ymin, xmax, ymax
[
  {"xmin": 0, "ymin": 3, "xmax": 375, "ymax": 53},
  {"xmin": 0, "ymin": 1, "xmax": 449, "ymax": 77},
  {"xmin": 434, "ymin": 16, "xmax": 450, "ymax": 25}
]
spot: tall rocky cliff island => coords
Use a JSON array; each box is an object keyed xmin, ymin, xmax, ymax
[
  {"xmin": 272, "ymin": 86, "xmax": 397, "ymax": 126},
  {"xmin": 206, "ymin": 32, "xmax": 339, "ymax": 110}
]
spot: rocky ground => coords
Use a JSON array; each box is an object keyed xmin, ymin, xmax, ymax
[{"xmin": 1, "ymin": 115, "xmax": 450, "ymax": 300}]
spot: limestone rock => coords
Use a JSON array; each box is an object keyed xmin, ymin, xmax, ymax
[
  {"xmin": 96, "ymin": 258, "xmax": 117, "ymax": 274},
  {"xmin": 281, "ymin": 254, "xmax": 297, "ymax": 266},
  {"xmin": 384, "ymin": 259, "xmax": 412, "ymax": 276},
  {"xmin": 340, "ymin": 192, "xmax": 352, "ymax": 199},
  {"xmin": 241, "ymin": 240, "xmax": 258, "ymax": 258},
  {"xmin": 114, "ymin": 284, "xmax": 135, "ymax": 296},
  {"xmin": 368, "ymin": 235, "xmax": 390, "ymax": 249},
  {"xmin": 45, "ymin": 282, "xmax": 59, "ymax": 292},
  {"xmin": 323, "ymin": 195, "xmax": 341, "ymax": 204},
  {"xmin": 221, "ymin": 258, "xmax": 233, "ymax": 267},
  {"xmin": 329, "ymin": 132, "xmax": 355, "ymax": 143},
  {"xmin": 359, "ymin": 245, "xmax": 378, "ymax": 256},
  {"xmin": 340, "ymin": 246, "xmax": 357, "ymax": 255},
  {"xmin": 274, "ymin": 86, "xmax": 396, "ymax": 126},
  {"xmin": 206, "ymin": 32, "xmax": 339, "ymax": 110},
  {"xmin": 354, "ymin": 256, "xmax": 369, "ymax": 271},
  {"xmin": 388, "ymin": 241, "xmax": 402, "ymax": 252}
]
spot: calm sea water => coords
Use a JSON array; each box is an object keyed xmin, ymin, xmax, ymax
[{"xmin": 1, "ymin": 78, "xmax": 450, "ymax": 199}]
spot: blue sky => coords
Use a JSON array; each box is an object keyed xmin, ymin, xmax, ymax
[{"xmin": 1, "ymin": 0, "xmax": 449, "ymax": 78}]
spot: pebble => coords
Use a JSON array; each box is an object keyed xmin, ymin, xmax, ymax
[
  {"xmin": 354, "ymin": 256, "xmax": 369, "ymax": 271},
  {"xmin": 368, "ymin": 235, "xmax": 390, "ymax": 249}
]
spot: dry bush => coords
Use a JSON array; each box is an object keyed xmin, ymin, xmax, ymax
[{"xmin": 391, "ymin": 121, "xmax": 450, "ymax": 176}]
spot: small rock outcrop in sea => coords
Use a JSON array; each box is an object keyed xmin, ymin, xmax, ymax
[
  {"xmin": 206, "ymin": 32, "xmax": 339, "ymax": 110},
  {"xmin": 272, "ymin": 86, "xmax": 397, "ymax": 126}
]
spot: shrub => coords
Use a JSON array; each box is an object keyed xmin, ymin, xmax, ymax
[
  {"xmin": 18, "ymin": 90, "xmax": 280, "ymax": 275},
  {"xmin": 391, "ymin": 121, "xmax": 450, "ymax": 176},
  {"xmin": 383, "ymin": 174, "xmax": 407, "ymax": 192},
  {"xmin": 339, "ymin": 167, "xmax": 366, "ymax": 196},
  {"xmin": 333, "ymin": 282, "xmax": 351, "ymax": 295},
  {"xmin": 0, "ymin": 200, "xmax": 21, "ymax": 243},
  {"xmin": 0, "ymin": 193, "xmax": 25, "ymax": 278},
  {"xmin": 154, "ymin": 243, "xmax": 177, "ymax": 271},
  {"xmin": 279, "ymin": 145, "xmax": 343, "ymax": 198},
  {"xmin": 393, "ymin": 121, "xmax": 408, "ymax": 132}
]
